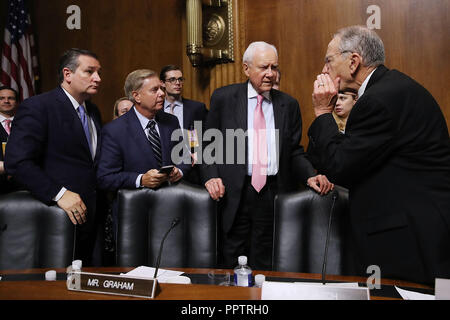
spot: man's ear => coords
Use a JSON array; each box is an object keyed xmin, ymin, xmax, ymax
[
  {"xmin": 62, "ymin": 67, "xmax": 72, "ymax": 84},
  {"xmin": 132, "ymin": 91, "xmax": 140, "ymax": 104},
  {"xmin": 349, "ymin": 53, "xmax": 362, "ymax": 76},
  {"xmin": 243, "ymin": 63, "xmax": 250, "ymax": 77}
]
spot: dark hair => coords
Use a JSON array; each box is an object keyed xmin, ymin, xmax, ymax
[
  {"xmin": 57, "ymin": 48, "xmax": 98, "ymax": 84},
  {"xmin": 0, "ymin": 86, "xmax": 19, "ymax": 100},
  {"xmin": 159, "ymin": 65, "xmax": 182, "ymax": 81}
]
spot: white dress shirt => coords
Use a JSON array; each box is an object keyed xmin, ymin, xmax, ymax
[
  {"xmin": 358, "ymin": 68, "xmax": 377, "ymax": 98},
  {"xmin": 164, "ymin": 99, "xmax": 184, "ymax": 129}
]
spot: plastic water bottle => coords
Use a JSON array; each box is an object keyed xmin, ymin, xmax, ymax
[{"xmin": 234, "ymin": 256, "xmax": 253, "ymax": 287}]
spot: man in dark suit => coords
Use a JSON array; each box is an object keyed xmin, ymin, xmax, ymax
[
  {"xmin": 97, "ymin": 69, "xmax": 189, "ymax": 237},
  {"xmin": 97, "ymin": 69, "xmax": 190, "ymax": 191},
  {"xmin": 5, "ymin": 49, "xmax": 103, "ymax": 266},
  {"xmin": 160, "ymin": 65, "xmax": 208, "ymax": 185},
  {"xmin": 202, "ymin": 42, "xmax": 334, "ymax": 270},
  {"xmin": 307, "ymin": 26, "xmax": 450, "ymax": 284},
  {"xmin": 0, "ymin": 86, "xmax": 20, "ymax": 194}
]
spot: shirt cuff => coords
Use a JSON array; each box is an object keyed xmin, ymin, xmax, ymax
[
  {"xmin": 53, "ymin": 187, "xmax": 67, "ymax": 202},
  {"xmin": 136, "ymin": 174, "xmax": 143, "ymax": 188}
]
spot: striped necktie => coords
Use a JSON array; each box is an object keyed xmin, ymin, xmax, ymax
[{"xmin": 146, "ymin": 119, "xmax": 162, "ymax": 167}]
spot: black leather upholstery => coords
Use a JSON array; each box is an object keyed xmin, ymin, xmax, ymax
[
  {"xmin": 0, "ymin": 191, "xmax": 74, "ymax": 270},
  {"xmin": 273, "ymin": 186, "xmax": 357, "ymax": 275},
  {"xmin": 116, "ymin": 182, "xmax": 217, "ymax": 268}
]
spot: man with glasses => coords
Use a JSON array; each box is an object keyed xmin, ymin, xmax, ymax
[
  {"xmin": 160, "ymin": 65, "xmax": 207, "ymax": 184},
  {"xmin": 307, "ymin": 25, "xmax": 450, "ymax": 285},
  {"xmin": 160, "ymin": 65, "xmax": 207, "ymax": 131}
]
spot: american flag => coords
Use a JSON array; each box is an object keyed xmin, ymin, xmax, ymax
[{"xmin": 0, "ymin": 0, "xmax": 39, "ymax": 102}]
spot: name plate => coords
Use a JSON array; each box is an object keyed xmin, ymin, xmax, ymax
[{"xmin": 67, "ymin": 270, "xmax": 160, "ymax": 299}]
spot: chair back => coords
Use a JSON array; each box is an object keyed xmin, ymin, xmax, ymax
[
  {"xmin": 0, "ymin": 191, "xmax": 74, "ymax": 270},
  {"xmin": 273, "ymin": 186, "xmax": 356, "ymax": 275},
  {"xmin": 116, "ymin": 182, "xmax": 217, "ymax": 268}
]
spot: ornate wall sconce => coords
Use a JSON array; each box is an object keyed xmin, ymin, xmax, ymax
[{"xmin": 186, "ymin": 0, "xmax": 234, "ymax": 67}]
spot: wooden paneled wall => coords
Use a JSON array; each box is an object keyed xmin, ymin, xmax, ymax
[
  {"xmin": 29, "ymin": 0, "xmax": 184, "ymax": 123},
  {"xmin": 8, "ymin": 0, "xmax": 448, "ymax": 135},
  {"xmin": 183, "ymin": 0, "xmax": 450, "ymax": 143}
]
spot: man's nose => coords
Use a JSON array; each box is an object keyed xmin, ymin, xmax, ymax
[{"xmin": 93, "ymin": 72, "xmax": 101, "ymax": 82}]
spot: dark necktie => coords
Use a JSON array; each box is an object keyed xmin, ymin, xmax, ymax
[{"xmin": 147, "ymin": 119, "xmax": 162, "ymax": 167}]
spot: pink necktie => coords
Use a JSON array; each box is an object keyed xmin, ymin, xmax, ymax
[
  {"xmin": 3, "ymin": 119, "xmax": 11, "ymax": 135},
  {"xmin": 251, "ymin": 95, "xmax": 267, "ymax": 192},
  {"xmin": 169, "ymin": 103, "xmax": 175, "ymax": 114}
]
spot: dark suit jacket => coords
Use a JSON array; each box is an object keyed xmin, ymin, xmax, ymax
[
  {"xmin": 1, "ymin": 125, "xmax": 10, "ymax": 193},
  {"xmin": 180, "ymin": 98, "xmax": 208, "ymax": 185},
  {"xmin": 181, "ymin": 98, "xmax": 208, "ymax": 130},
  {"xmin": 96, "ymin": 107, "xmax": 191, "ymax": 191},
  {"xmin": 0, "ymin": 124, "xmax": 22, "ymax": 194},
  {"xmin": 4, "ymin": 87, "xmax": 102, "ymax": 212},
  {"xmin": 307, "ymin": 65, "xmax": 450, "ymax": 284},
  {"xmin": 0, "ymin": 125, "xmax": 7, "ymax": 155},
  {"xmin": 201, "ymin": 82, "xmax": 316, "ymax": 233}
]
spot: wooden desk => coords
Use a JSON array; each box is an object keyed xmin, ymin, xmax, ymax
[{"xmin": 0, "ymin": 267, "xmax": 432, "ymax": 300}]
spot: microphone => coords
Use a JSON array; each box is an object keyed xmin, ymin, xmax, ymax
[
  {"xmin": 321, "ymin": 193, "xmax": 337, "ymax": 285},
  {"xmin": 153, "ymin": 217, "xmax": 180, "ymax": 278}
]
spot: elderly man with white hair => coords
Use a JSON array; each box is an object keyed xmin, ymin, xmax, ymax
[
  {"xmin": 202, "ymin": 41, "xmax": 333, "ymax": 270},
  {"xmin": 308, "ymin": 25, "xmax": 450, "ymax": 284}
]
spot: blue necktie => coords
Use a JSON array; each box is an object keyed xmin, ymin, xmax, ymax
[
  {"xmin": 146, "ymin": 120, "xmax": 162, "ymax": 167},
  {"xmin": 78, "ymin": 105, "xmax": 92, "ymax": 155}
]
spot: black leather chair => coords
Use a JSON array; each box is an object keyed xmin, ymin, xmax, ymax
[
  {"xmin": 116, "ymin": 181, "xmax": 217, "ymax": 268},
  {"xmin": 272, "ymin": 186, "xmax": 357, "ymax": 275},
  {"xmin": 0, "ymin": 191, "xmax": 74, "ymax": 270}
]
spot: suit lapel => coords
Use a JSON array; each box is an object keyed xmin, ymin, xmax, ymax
[
  {"xmin": 55, "ymin": 87, "xmax": 93, "ymax": 159},
  {"xmin": 156, "ymin": 112, "xmax": 175, "ymax": 166},
  {"xmin": 126, "ymin": 110, "xmax": 156, "ymax": 166},
  {"xmin": 182, "ymin": 98, "xmax": 191, "ymax": 130},
  {"xmin": 234, "ymin": 83, "xmax": 248, "ymax": 131},
  {"xmin": 0, "ymin": 125, "xmax": 8, "ymax": 142},
  {"xmin": 366, "ymin": 65, "xmax": 388, "ymax": 91},
  {"xmin": 86, "ymin": 101, "xmax": 102, "ymax": 160},
  {"xmin": 270, "ymin": 89, "xmax": 285, "ymax": 153}
]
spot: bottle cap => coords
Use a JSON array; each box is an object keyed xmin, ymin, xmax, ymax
[
  {"xmin": 238, "ymin": 255, "xmax": 247, "ymax": 265},
  {"xmin": 254, "ymin": 274, "xmax": 265, "ymax": 286},
  {"xmin": 72, "ymin": 259, "xmax": 82, "ymax": 270},
  {"xmin": 45, "ymin": 270, "xmax": 57, "ymax": 281}
]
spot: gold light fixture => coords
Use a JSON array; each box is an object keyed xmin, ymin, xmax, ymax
[{"xmin": 186, "ymin": 0, "xmax": 234, "ymax": 67}]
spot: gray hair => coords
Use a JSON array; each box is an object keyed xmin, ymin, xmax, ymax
[
  {"xmin": 124, "ymin": 69, "xmax": 157, "ymax": 103},
  {"xmin": 243, "ymin": 41, "xmax": 278, "ymax": 64},
  {"xmin": 334, "ymin": 26, "xmax": 385, "ymax": 67}
]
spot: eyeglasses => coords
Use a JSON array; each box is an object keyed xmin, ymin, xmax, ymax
[
  {"xmin": 324, "ymin": 51, "xmax": 351, "ymax": 65},
  {"xmin": 165, "ymin": 77, "xmax": 185, "ymax": 84}
]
